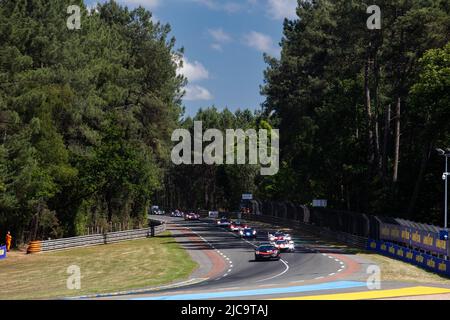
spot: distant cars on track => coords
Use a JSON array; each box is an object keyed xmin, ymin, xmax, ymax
[
  {"xmin": 239, "ymin": 228, "xmax": 257, "ymax": 239},
  {"xmin": 171, "ymin": 210, "xmax": 184, "ymax": 217},
  {"xmin": 229, "ymin": 220, "xmax": 248, "ymax": 232},
  {"xmin": 268, "ymin": 231, "xmax": 292, "ymax": 242},
  {"xmin": 272, "ymin": 239, "xmax": 295, "ymax": 252},
  {"xmin": 184, "ymin": 212, "xmax": 200, "ymax": 221},
  {"xmin": 216, "ymin": 217, "xmax": 232, "ymax": 227}
]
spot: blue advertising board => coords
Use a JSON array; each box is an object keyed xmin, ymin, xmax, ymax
[
  {"xmin": 0, "ymin": 245, "xmax": 6, "ymax": 259},
  {"xmin": 367, "ymin": 239, "xmax": 450, "ymax": 277},
  {"xmin": 379, "ymin": 223, "xmax": 449, "ymax": 256}
]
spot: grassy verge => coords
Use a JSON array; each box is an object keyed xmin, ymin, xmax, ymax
[
  {"xmin": 0, "ymin": 232, "xmax": 197, "ymax": 300},
  {"xmin": 357, "ymin": 253, "xmax": 450, "ymax": 285}
]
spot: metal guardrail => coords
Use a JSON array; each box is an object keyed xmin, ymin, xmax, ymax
[
  {"xmin": 241, "ymin": 213, "xmax": 368, "ymax": 249},
  {"xmin": 28, "ymin": 220, "xmax": 166, "ymax": 253}
]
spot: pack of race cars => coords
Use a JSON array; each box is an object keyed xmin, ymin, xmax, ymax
[
  {"xmin": 214, "ymin": 217, "xmax": 296, "ymax": 260},
  {"xmin": 169, "ymin": 212, "xmax": 296, "ymax": 261}
]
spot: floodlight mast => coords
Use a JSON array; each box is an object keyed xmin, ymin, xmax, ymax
[{"xmin": 436, "ymin": 148, "xmax": 450, "ymax": 229}]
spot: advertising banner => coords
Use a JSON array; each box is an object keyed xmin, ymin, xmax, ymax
[
  {"xmin": 379, "ymin": 223, "xmax": 449, "ymax": 256},
  {"xmin": 367, "ymin": 239, "xmax": 450, "ymax": 277},
  {"xmin": 0, "ymin": 245, "xmax": 6, "ymax": 260}
]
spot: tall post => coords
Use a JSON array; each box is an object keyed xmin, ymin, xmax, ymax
[{"xmin": 445, "ymin": 156, "xmax": 448, "ymax": 230}]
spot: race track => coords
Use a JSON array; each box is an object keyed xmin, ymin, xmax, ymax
[{"xmin": 90, "ymin": 216, "xmax": 450, "ymax": 300}]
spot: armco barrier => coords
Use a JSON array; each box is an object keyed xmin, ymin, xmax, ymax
[
  {"xmin": 367, "ymin": 239, "xmax": 450, "ymax": 277},
  {"xmin": 27, "ymin": 220, "xmax": 166, "ymax": 254}
]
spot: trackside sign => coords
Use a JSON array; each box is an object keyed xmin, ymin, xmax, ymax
[{"xmin": 0, "ymin": 245, "xmax": 6, "ymax": 259}]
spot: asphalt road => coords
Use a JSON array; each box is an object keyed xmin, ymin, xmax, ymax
[{"xmin": 102, "ymin": 216, "xmax": 381, "ymax": 300}]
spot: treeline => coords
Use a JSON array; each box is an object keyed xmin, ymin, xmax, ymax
[
  {"xmin": 261, "ymin": 0, "xmax": 450, "ymax": 223},
  {"xmin": 158, "ymin": 107, "xmax": 274, "ymax": 211},
  {"xmin": 1, "ymin": 0, "xmax": 449, "ymax": 243},
  {"xmin": 0, "ymin": 0, "xmax": 184, "ymax": 242}
]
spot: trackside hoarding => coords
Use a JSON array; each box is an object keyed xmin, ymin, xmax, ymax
[
  {"xmin": 367, "ymin": 240, "xmax": 450, "ymax": 277},
  {"xmin": 379, "ymin": 223, "xmax": 449, "ymax": 256}
]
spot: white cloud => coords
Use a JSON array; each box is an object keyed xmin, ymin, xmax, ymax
[
  {"xmin": 184, "ymin": 85, "xmax": 213, "ymax": 101},
  {"xmin": 192, "ymin": 0, "xmax": 244, "ymax": 13},
  {"xmin": 211, "ymin": 43, "xmax": 223, "ymax": 52},
  {"xmin": 267, "ymin": 0, "xmax": 297, "ymax": 20},
  {"xmin": 178, "ymin": 57, "xmax": 210, "ymax": 82},
  {"xmin": 208, "ymin": 28, "xmax": 233, "ymax": 52},
  {"xmin": 174, "ymin": 56, "xmax": 213, "ymax": 101},
  {"xmin": 243, "ymin": 31, "xmax": 279, "ymax": 55},
  {"xmin": 208, "ymin": 28, "xmax": 233, "ymax": 43}
]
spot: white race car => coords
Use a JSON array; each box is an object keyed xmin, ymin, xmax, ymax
[
  {"xmin": 268, "ymin": 231, "xmax": 292, "ymax": 242},
  {"xmin": 271, "ymin": 239, "xmax": 295, "ymax": 252}
]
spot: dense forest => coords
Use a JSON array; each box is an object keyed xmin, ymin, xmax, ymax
[
  {"xmin": 0, "ymin": 0, "xmax": 185, "ymax": 242},
  {"xmin": 0, "ymin": 0, "xmax": 449, "ymax": 244},
  {"xmin": 261, "ymin": 0, "xmax": 450, "ymax": 223}
]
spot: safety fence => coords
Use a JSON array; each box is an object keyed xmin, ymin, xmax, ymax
[
  {"xmin": 367, "ymin": 239, "xmax": 450, "ymax": 277},
  {"xmin": 26, "ymin": 220, "xmax": 166, "ymax": 254}
]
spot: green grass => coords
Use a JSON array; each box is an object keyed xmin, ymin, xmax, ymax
[
  {"xmin": 0, "ymin": 232, "xmax": 198, "ymax": 300},
  {"xmin": 357, "ymin": 253, "xmax": 450, "ymax": 285}
]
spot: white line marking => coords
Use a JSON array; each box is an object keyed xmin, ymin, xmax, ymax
[
  {"xmin": 259, "ymin": 284, "xmax": 278, "ymax": 287},
  {"xmin": 315, "ymin": 276, "xmax": 325, "ymax": 280},
  {"xmin": 338, "ymin": 268, "xmax": 344, "ymax": 272},
  {"xmin": 329, "ymin": 273, "xmax": 336, "ymax": 276},
  {"xmin": 256, "ymin": 259, "xmax": 290, "ymax": 283},
  {"xmin": 291, "ymin": 280, "xmax": 305, "ymax": 284},
  {"xmin": 335, "ymin": 259, "xmax": 340, "ymax": 262}
]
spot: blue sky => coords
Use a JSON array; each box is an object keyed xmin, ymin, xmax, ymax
[{"xmin": 85, "ymin": 0, "xmax": 298, "ymax": 117}]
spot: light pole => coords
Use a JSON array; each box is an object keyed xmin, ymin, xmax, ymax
[{"xmin": 436, "ymin": 148, "xmax": 450, "ymax": 229}]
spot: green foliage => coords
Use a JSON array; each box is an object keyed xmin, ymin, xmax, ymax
[
  {"xmin": 163, "ymin": 107, "xmax": 261, "ymax": 211},
  {"xmin": 261, "ymin": 0, "xmax": 450, "ymax": 222},
  {"xmin": 0, "ymin": 0, "xmax": 183, "ymax": 241}
]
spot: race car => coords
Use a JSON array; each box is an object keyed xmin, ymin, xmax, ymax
[
  {"xmin": 229, "ymin": 220, "xmax": 248, "ymax": 232},
  {"xmin": 271, "ymin": 239, "xmax": 295, "ymax": 252},
  {"xmin": 171, "ymin": 210, "xmax": 183, "ymax": 217},
  {"xmin": 255, "ymin": 244, "xmax": 281, "ymax": 261},
  {"xmin": 239, "ymin": 228, "xmax": 257, "ymax": 238},
  {"xmin": 268, "ymin": 231, "xmax": 292, "ymax": 242},
  {"xmin": 184, "ymin": 212, "xmax": 200, "ymax": 221},
  {"xmin": 216, "ymin": 217, "xmax": 232, "ymax": 227}
]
